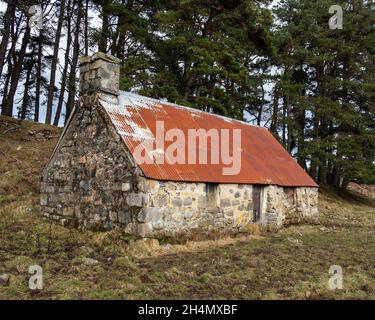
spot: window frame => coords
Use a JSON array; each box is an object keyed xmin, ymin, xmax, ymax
[{"xmin": 205, "ymin": 183, "xmax": 218, "ymax": 208}]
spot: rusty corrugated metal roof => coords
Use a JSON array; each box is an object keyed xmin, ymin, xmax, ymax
[{"xmin": 99, "ymin": 92, "xmax": 318, "ymax": 187}]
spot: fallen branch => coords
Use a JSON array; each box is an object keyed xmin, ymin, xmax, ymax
[{"xmin": 0, "ymin": 125, "xmax": 20, "ymax": 136}]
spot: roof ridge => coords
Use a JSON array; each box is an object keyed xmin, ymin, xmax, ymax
[{"xmin": 118, "ymin": 91, "xmax": 265, "ymax": 130}]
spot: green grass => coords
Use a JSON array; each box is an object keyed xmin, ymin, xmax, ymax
[{"xmin": 1, "ymin": 116, "xmax": 375, "ymax": 299}]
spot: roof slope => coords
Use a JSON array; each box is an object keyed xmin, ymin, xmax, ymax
[{"xmin": 99, "ymin": 92, "xmax": 318, "ymax": 187}]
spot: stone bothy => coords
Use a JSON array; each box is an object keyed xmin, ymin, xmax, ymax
[{"xmin": 40, "ymin": 52, "xmax": 319, "ymax": 238}]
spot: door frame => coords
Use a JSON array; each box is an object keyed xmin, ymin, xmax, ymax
[{"xmin": 252, "ymin": 185, "xmax": 264, "ymax": 224}]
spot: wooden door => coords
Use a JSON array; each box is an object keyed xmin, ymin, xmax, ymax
[{"xmin": 252, "ymin": 186, "xmax": 262, "ymax": 223}]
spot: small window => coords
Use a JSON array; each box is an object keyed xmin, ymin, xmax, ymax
[
  {"xmin": 206, "ymin": 183, "xmax": 218, "ymax": 207},
  {"xmin": 284, "ymin": 187, "xmax": 295, "ymax": 205}
]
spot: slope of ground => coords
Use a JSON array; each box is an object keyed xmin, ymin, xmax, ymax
[
  {"xmin": 348, "ymin": 183, "xmax": 375, "ymax": 201},
  {"xmin": 0, "ymin": 115, "xmax": 375, "ymax": 300}
]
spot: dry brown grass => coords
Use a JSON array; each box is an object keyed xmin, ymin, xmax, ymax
[{"xmin": 0, "ymin": 116, "xmax": 61, "ymax": 198}]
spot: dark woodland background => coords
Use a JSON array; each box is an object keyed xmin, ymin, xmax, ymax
[{"xmin": 0, "ymin": 0, "xmax": 374, "ymax": 188}]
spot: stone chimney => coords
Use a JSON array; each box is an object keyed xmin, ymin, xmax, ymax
[{"xmin": 79, "ymin": 52, "xmax": 121, "ymax": 96}]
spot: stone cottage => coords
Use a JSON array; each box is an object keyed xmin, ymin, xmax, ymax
[{"xmin": 40, "ymin": 52, "xmax": 318, "ymax": 238}]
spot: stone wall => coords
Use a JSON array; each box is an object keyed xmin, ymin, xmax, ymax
[
  {"xmin": 79, "ymin": 52, "xmax": 120, "ymax": 95},
  {"xmin": 40, "ymin": 92, "xmax": 145, "ymax": 230},
  {"xmin": 125, "ymin": 180, "xmax": 256, "ymax": 237},
  {"xmin": 262, "ymin": 185, "xmax": 319, "ymax": 227}
]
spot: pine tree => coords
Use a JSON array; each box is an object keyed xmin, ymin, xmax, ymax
[
  {"xmin": 273, "ymin": 0, "xmax": 375, "ymax": 187},
  {"xmin": 120, "ymin": 0, "xmax": 274, "ymax": 121},
  {"xmin": 45, "ymin": 0, "xmax": 67, "ymax": 125}
]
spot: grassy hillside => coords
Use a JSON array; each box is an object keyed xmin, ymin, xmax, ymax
[{"xmin": 1, "ymin": 115, "xmax": 375, "ymax": 300}]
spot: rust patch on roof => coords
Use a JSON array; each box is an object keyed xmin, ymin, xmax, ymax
[{"xmin": 99, "ymin": 92, "xmax": 318, "ymax": 187}]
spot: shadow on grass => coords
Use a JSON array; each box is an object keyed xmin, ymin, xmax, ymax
[{"xmin": 319, "ymin": 186, "xmax": 375, "ymax": 207}]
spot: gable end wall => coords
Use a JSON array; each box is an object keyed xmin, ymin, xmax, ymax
[{"xmin": 40, "ymin": 93, "xmax": 144, "ymax": 230}]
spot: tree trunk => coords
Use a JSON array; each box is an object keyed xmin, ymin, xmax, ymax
[
  {"xmin": 296, "ymin": 105, "xmax": 306, "ymax": 169},
  {"xmin": 309, "ymin": 113, "xmax": 319, "ymax": 181},
  {"xmin": 65, "ymin": 0, "xmax": 83, "ymax": 123},
  {"xmin": 20, "ymin": 57, "xmax": 33, "ymax": 119},
  {"xmin": 331, "ymin": 166, "xmax": 342, "ymax": 188},
  {"xmin": 318, "ymin": 157, "xmax": 328, "ymax": 186},
  {"xmin": 282, "ymin": 96, "xmax": 287, "ymax": 147},
  {"xmin": 1, "ymin": 65, "xmax": 11, "ymax": 108},
  {"xmin": 1, "ymin": 25, "xmax": 31, "ymax": 117},
  {"xmin": 270, "ymin": 85, "xmax": 279, "ymax": 135},
  {"xmin": 34, "ymin": 32, "xmax": 43, "ymax": 122},
  {"xmin": 0, "ymin": 1, "xmax": 16, "ymax": 80},
  {"xmin": 1, "ymin": 7, "xmax": 21, "ymax": 107},
  {"xmin": 53, "ymin": 0, "xmax": 73, "ymax": 126},
  {"xmin": 183, "ymin": 63, "xmax": 195, "ymax": 101},
  {"xmin": 1, "ymin": 45, "xmax": 14, "ymax": 106},
  {"xmin": 98, "ymin": 1, "xmax": 109, "ymax": 53},
  {"xmin": 45, "ymin": 0, "xmax": 66, "ymax": 124},
  {"xmin": 257, "ymin": 85, "xmax": 265, "ymax": 126},
  {"xmin": 285, "ymin": 95, "xmax": 292, "ymax": 153},
  {"xmin": 111, "ymin": 0, "xmax": 131, "ymax": 60},
  {"xmin": 84, "ymin": 0, "xmax": 89, "ymax": 56}
]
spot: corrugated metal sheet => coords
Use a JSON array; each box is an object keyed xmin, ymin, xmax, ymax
[{"xmin": 99, "ymin": 92, "xmax": 318, "ymax": 187}]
